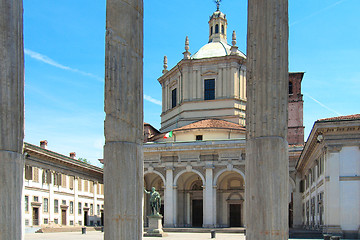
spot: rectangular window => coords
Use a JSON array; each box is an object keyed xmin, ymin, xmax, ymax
[
  {"xmin": 43, "ymin": 198, "xmax": 48, "ymax": 212},
  {"xmin": 78, "ymin": 220, "xmax": 82, "ymax": 226},
  {"xmin": 204, "ymin": 79, "xmax": 215, "ymax": 100},
  {"xmin": 78, "ymin": 203, "xmax": 82, "ymax": 215},
  {"xmin": 70, "ymin": 201, "xmax": 74, "ymax": 214},
  {"xmin": 196, "ymin": 135, "xmax": 203, "ymax": 141},
  {"xmin": 33, "ymin": 196, "xmax": 39, "ymax": 202},
  {"xmin": 78, "ymin": 178, "xmax": 82, "ymax": 191},
  {"xmin": 54, "ymin": 218, "xmax": 58, "ymax": 224},
  {"xmin": 171, "ymin": 88, "xmax": 177, "ymax": 108},
  {"xmin": 25, "ymin": 196, "xmax": 29, "ymax": 212},
  {"xmin": 69, "ymin": 176, "xmax": 74, "ymax": 190},
  {"xmin": 90, "ymin": 204, "xmax": 93, "ymax": 216},
  {"xmin": 70, "ymin": 220, "xmax": 74, "ymax": 226},
  {"xmin": 42, "ymin": 170, "xmax": 51, "ymax": 184},
  {"xmin": 25, "ymin": 219, "xmax": 29, "ymax": 226},
  {"xmin": 44, "ymin": 218, "xmax": 48, "ymax": 224},
  {"xmin": 25, "ymin": 165, "xmax": 33, "ymax": 180},
  {"xmin": 54, "ymin": 172, "xmax": 62, "ymax": 186},
  {"xmin": 90, "ymin": 182, "xmax": 94, "ymax": 193},
  {"xmin": 61, "ymin": 174, "xmax": 67, "ymax": 188},
  {"xmin": 33, "ymin": 167, "xmax": 39, "ymax": 182},
  {"xmin": 54, "ymin": 200, "xmax": 59, "ymax": 213},
  {"xmin": 84, "ymin": 180, "xmax": 89, "ymax": 192},
  {"xmin": 320, "ymin": 156, "xmax": 324, "ymax": 175},
  {"xmin": 62, "ymin": 200, "xmax": 66, "ymax": 206},
  {"xmin": 97, "ymin": 204, "xmax": 100, "ymax": 215}
]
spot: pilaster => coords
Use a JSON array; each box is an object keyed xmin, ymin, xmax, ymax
[
  {"xmin": 203, "ymin": 163, "xmax": 215, "ymax": 227},
  {"xmin": 324, "ymin": 146, "xmax": 342, "ymax": 235},
  {"xmin": 292, "ymin": 173, "xmax": 303, "ymax": 228},
  {"xmin": 164, "ymin": 166, "xmax": 174, "ymax": 227}
]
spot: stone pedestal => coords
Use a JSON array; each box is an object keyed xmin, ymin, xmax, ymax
[{"xmin": 144, "ymin": 215, "xmax": 167, "ymax": 237}]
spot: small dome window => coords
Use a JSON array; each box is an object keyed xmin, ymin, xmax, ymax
[
  {"xmin": 210, "ymin": 26, "xmax": 213, "ymax": 35},
  {"xmin": 215, "ymin": 24, "xmax": 219, "ymax": 34},
  {"xmin": 221, "ymin": 25, "xmax": 224, "ymax": 34}
]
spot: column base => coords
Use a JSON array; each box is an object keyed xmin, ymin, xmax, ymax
[{"xmin": 0, "ymin": 151, "xmax": 24, "ymax": 240}]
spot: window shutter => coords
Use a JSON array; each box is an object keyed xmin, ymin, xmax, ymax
[{"xmin": 47, "ymin": 171, "xmax": 52, "ymax": 184}]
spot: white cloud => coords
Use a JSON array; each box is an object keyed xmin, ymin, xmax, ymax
[
  {"xmin": 144, "ymin": 94, "xmax": 162, "ymax": 106},
  {"xmin": 24, "ymin": 48, "xmax": 103, "ymax": 82}
]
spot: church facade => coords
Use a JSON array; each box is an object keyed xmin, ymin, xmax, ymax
[{"xmin": 143, "ymin": 8, "xmax": 305, "ymax": 229}]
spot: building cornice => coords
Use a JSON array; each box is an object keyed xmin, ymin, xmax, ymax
[
  {"xmin": 24, "ymin": 142, "xmax": 103, "ymax": 177},
  {"xmin": 296, "ymin": 119, "xmax": 360, "ymax": 172}
]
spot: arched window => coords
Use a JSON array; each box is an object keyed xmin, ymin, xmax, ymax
[
  {"xmin": 221, "ymin": 25, "xmax": 224, "ymax": 34},
  {"xmin": 215, "ymin": 24, "xmax": 219, "ymax": 34},
  {"xmin": 210, "ymin": 26, "xmax": 213, "ymax": 35},
  {"xmin": 289, "ymin": 81, "xmax": 293, "ymax": 94}
]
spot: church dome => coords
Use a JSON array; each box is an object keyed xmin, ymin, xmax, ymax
[{"xmin": 191, "ymin": 41, "xmax": 246, "ymax": 59}]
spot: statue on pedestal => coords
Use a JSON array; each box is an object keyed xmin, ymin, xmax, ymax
[{"xmin": 144, "ymin": 187, "xmax": 162, "ymax": 216}]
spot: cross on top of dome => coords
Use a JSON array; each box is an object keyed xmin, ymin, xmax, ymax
[{"xmin": 214, "ymin": 0, "xmax": 222, "ymax": 11}]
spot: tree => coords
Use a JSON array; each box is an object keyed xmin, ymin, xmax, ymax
[{"xmin": 78, "ymin": 158, "xmax": 90, "ymax": 164}]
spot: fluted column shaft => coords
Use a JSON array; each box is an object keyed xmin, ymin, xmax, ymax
[
  {"xmin": 245, "ymin": 0, "xmax": 289, "ymax": 239},
  {"xmin": 104, "ymin": 0, "xmax": 144, "ymax": 239},
  {"xmin": 0, "ymin": 0, "xmax": 25, "ymax": 239}
]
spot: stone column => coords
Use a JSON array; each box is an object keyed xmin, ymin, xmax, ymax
[
  {"xmin": 246, "ymin": 0, "xmax": 289, "ymax": 239},
  {"xmin": 0, "ymin": 0, "xmax": 25, "ymax": 239},
  {"xmin": 164, "ymin": 167, "xmax": 174, "ymax": 227},
  {"xmin": 203, "ymin": 164, "xmax": 214, "ymax": 227},
  {"xmin": 104, "ymin": 0, "xmax": 143, "ymax": 239}
]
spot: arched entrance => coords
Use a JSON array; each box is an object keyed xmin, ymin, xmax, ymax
[
  {"xmin": 144, "ymin": 172, "xmax": 165, "ymax": 227},
  {"xmin": 215, "ymin": 171, "xmax": 245, "ymax": 227},
  {"xmin": 175, "ymin": 171, "xmax": 204, "ymax": 227}
]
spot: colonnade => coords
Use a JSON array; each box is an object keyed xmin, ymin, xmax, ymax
[
  {"xmin": 146, "ymin": 167, "xmax": 246, "ymax": 228},
  {"xmin": 0, "ymin": 0, "xmax": 288, "ymax": 239}
]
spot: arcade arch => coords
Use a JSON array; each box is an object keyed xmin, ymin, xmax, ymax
[
  {"xmin": 216, "ymin": 171, "xmax": 245, "ymax": 227},
  {"xmin": 175, "ymin": 171, "xmax": 204, "ymax": 227},
  {"xmin": 144, "ymin": 172, "xmax": 164, "ymax": 227}
]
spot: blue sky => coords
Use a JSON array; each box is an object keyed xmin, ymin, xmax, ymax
[{"xmin": 23, "ymin": 0, "xmax": 359, "ymax": 166}]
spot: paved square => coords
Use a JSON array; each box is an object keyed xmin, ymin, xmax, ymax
[{"xmin": 25, "ymin": 232, "xmax": 326, "ymax": 240}]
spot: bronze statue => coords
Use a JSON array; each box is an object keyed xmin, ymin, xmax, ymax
[{"xmin": 144, "ymin": 187, "xmax": 162, "ymax": 216}]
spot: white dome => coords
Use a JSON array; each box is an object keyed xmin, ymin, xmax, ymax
[{"xmin": 191, "ymin": 41, "xmax": 246, "ymax": 59}]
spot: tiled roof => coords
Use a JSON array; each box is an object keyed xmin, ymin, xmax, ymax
[
  {"xmin": 317, "ymin": 114, "xmax": 360, "ymax": 122},
  {"xmin": 174, "ymin": 119, "xmax": 245, "ymax": 131}
]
